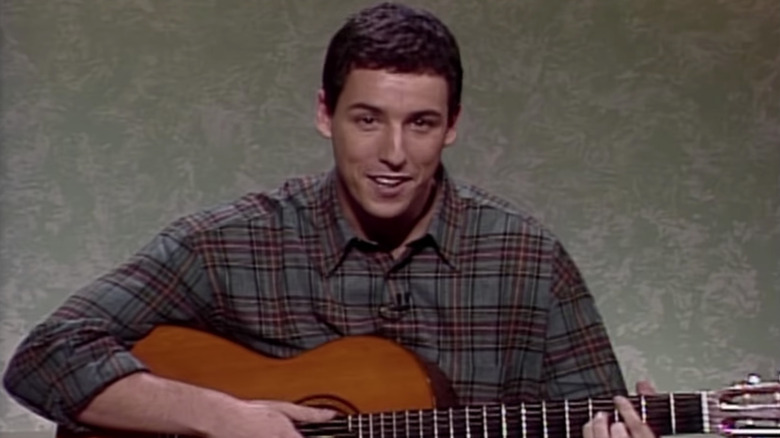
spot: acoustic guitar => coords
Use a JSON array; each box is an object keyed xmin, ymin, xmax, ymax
[{"xmin": 58, "ymin": 325, "xmax": 780, "ymax": 438}]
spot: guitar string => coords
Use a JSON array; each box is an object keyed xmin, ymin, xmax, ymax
[
  {"xmin": 297, "ymin": 399, "xmax": 704, "ymax": 436},
  {"xmin": 305, "ymin": 396, "xmax": 698, "ymax": 421},
  {"xmin": 156, "ymin": 399, "xmax": 706, "ymax": 438},
  {"xmin": 299, "ymin": 412, "xmax": 703, "ymax": 435},
  {"xmin": 298, "ymin": 401, "xmax": 703, "ymax": 434}
]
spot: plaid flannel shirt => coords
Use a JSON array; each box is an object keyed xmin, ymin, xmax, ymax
[{"xmin": 3, "ymin": 168, "xmax": 627, "ymax": 431}]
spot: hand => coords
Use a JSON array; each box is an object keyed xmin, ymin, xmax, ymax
[
  {"xmin": 206, "ymin": 399, "xmax": 337, "ymax": 438},
  {"xmin": 582, "ymin": 381, "xmax": 657, "ymax": 438}
]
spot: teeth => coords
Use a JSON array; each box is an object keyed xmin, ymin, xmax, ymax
[{"xmin": 373, "ymin": 176, "xmax": 404, "ymax": 187}]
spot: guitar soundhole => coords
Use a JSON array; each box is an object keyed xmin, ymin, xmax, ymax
[{"xmin": 296, "ymin": 394, "xmax": 360, "ymax": 416}]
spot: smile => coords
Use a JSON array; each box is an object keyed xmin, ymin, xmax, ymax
[{"xmin": 368, "ymin": 175, "xmax": 412, "ymax": 190}]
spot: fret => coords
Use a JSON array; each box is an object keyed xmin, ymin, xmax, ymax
[
  {"xmin": 501, "ymin": 404, "xmax": 508, "ymax": 438},
  {"xmin": 640, "ymin": 395, "xmax": 647, "ymax": 423},
  {"xmin": 391, "ymin": 411, "xmax": 396, "ymax": 438},
  {"xmin": 449, "ymin": 407, "xmax": 455, "ymax": 438},
  {"xmin": 588, "ymin": 398, "xmax": 594, "ymax": 420},
  {"xmin": 482, "ymin": 405, "xmax": 488, "ymax": 438},
  {"xmin": 521, "ymin": 402, "xmax": 528, "ymax": 438},
  {"xmin": 380, "ymin": 412, "xmax": 385, "ymax": 438},
  {"xmin": 370, "ymin": 413, "xmax": 375, "ymax": 438},
  {"xmin": 564, "ymin": 399, "xmax": 571, "ymax": 438},
  {"xmin": 465, "ymin": 406, "xmax": 471, "ymax": 438},
  {"xmin": 545, "ymin": 400, "xmax": 566, "ymax": 438},
  {"xmin": 669, "ymin": 393, "xmax": 706, "ymax": 435},
  {"xmin": 700, "ymin": 392, "xmax": 710, "ymax": 434},
  {"xmin": 359, "ymin": 413, "xmax": 364, "ymax": 438},
  {"xmin": 418, "ymin": 410, "xmax": 424, "ymax": 438},
  {"xmin": 639, "ymin": 393, "xmax": 705, "ymax": 436},
  {"xmin": 434, "ymin": 408, "xmax": 439, "ymax": 438},
  {"xmin": 348, "ymin": 415, "xmax": 353, "ymax": 434},
  {"xmin": 542, "ymin": 400, "xmax": 548, "ymax": 438}
]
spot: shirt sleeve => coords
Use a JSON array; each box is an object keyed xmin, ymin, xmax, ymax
[
  {"xmin": 2, "ymin": 225, "xmax": 217, "ymax": 432},
  {"xmin": 540, "ymin": 241, "xmax": 628, "ymax": 400}
]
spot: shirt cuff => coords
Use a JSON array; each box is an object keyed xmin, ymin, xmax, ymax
[{"xmin": 52, "ymin": 349, "xmax": 149, "ymax": 433}]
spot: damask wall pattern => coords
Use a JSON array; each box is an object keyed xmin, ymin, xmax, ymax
[{"xmin": 1, "ymin": 0, "xmax": 778, "ymax": 432}]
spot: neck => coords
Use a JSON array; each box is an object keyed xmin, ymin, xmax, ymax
[{"xmin": 298, "ymin": 392, "xmax": 713, "ymax": 438}]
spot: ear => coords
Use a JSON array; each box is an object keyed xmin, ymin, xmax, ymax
[
  {"xmin": 443, "ymin": 104, "xmax": 461, "ymax": 147},
  {"xmin": 315, "ymin": 89, "xmax": 333, "ymax": 139}
]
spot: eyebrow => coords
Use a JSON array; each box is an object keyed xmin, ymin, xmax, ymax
[
  {"xmin": 346, "ymin": 103, "xmax": 383, "ymax": 113},
  {"xmin": 346, "ymin": 103, "xmax": 444, "ymax": 119}
]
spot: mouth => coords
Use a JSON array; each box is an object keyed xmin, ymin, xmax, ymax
[{"xmin": 367, "ymin": 174, "xmax": 412, "ymax": 189}]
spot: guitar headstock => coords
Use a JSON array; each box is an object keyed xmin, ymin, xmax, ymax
[{"xmin": 711, "ymin": 373, "xmax": 780, "ymax": 436}]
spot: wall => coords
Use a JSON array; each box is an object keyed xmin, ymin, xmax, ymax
[{"xmin": 1, "ymin": 0, "xmax": 778, "ymax": 432}]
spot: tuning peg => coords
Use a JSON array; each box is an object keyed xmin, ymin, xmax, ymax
[{"xmin": 746, "ymin": 373, "xmax": 761, "ymax": 385}]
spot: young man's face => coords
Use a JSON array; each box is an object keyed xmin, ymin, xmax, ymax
[{"xmin": 316, "ymin": 69, "xmax": 459, "ymax": 227}]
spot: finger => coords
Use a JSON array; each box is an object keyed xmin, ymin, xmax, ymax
[
  {"xmin": 582, "ymin": 421, "xmax": 593, "ymax": 438},
  {"xmin": 590, "ymin": 411, "xmax": 609, "ymax": 438},
  {"xmin": 615, "ymin": 396, "xmax": 654, "ymax": 438},
  {"xmin": 285, "ymin": 431, "xmax": 305, "ymax": 438},
  {"xmin": 258, "ymin": 408, "xmax": 304, "ymax": 438},
  {"xmin": 610, "ymin": 422, "xmax": 629, "ymax": 438},
  {"xmin": 635, "ymin": 380, "xmax": 657, "ymax": 395},
  {"xmin": 271, "ymin": 401, "xmax": 338, "ymax": 423},
  {"xmin": 614, "ymin": 396, "xmax": 641, "ymax": 425},
  {"xmin": 582, "ymin": 416, "xmax": 594, "ymax": 438},
  {"xmin": 281, "ymin": 425, "xmax": 305, "ymax": 438}
]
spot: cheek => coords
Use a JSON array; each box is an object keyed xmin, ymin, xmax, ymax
[
  {"xmin": 334, "ymin": 133, "xmax": 379, "ymax": 164},
  {"xmin": 332, "ymin": 136, "xmax": 375, "ymax": 175},
  {"xmin": 407, "ymin": 142, "xmax": 445, "ymax": 168},
  {"xmin": 336, "ymin": 144, "xmax": 374, "ymax": 168}
]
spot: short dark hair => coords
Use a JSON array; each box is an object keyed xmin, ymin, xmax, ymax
[{"xmin": 321, "ymin": 2, "xmax": 463, "ymax": 124}]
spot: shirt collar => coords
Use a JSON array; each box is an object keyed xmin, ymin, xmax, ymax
[
  {"xmin": 422, "ymin": 166, "xmax": 464, "ymax": 271},
  {"xmin": 306, "ymin": 170, "xmax": 357, "ymax": 276},
  {"xmin": 307, "ymin": 167, "xmax": 464, "ymax": 276}
]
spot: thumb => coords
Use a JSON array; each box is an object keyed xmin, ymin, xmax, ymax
[
  {"xmin": 270, "ymin": 401, "xmax": 338, "ymax": 423},
  {"xmin": 635, "ymin": 380, "xmax": 657, "ymax": 395}
]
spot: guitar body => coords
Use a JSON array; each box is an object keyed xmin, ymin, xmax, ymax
[{"xmin": 130, "ymin": 325, "xmax": 455, "ymax": 414}]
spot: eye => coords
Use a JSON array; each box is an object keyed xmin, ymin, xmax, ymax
[
  {"xmin": 355, "ymin": 115, "xmax": 377, "ymax": 126},
  {"xmin": 411, "ymin": 117, "xmax": 437, "ymax": 131}
]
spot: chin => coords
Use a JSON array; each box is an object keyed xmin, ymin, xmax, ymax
[{"xmin": 360, "ymin": 199, "xmax": 411, "ymax": 221}]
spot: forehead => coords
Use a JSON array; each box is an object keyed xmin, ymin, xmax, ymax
[{"xmin": 338, "ymin": 69, "xmax": 449, "ymax": 112}]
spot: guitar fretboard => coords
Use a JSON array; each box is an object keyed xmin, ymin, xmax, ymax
[{"xmin": 299, "ymin": 393, "xmax": 709, "ymax": 438}]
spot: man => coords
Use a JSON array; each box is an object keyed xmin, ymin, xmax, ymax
[{"xmin": 3, "ymin": 3, "xmax": 654, "ymax": 438}]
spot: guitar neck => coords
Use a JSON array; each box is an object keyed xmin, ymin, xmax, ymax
[{"xmin": 301, "ymin": 392, "xmax": 711, "ymax": 438}]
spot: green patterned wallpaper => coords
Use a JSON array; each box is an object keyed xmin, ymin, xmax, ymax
[{"xmin": 1, "ymin": 0, "xmax": 778, "ymax": 432}]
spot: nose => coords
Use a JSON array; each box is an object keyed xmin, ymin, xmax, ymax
[{"xmin": 378, "ymin": 125, "xmax": 406, "ymax": 169}]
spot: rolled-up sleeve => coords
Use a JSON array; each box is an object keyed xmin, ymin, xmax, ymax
[{"xmin": 2, "ymin": 226, "xmax": 216, "ymax": 431}]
